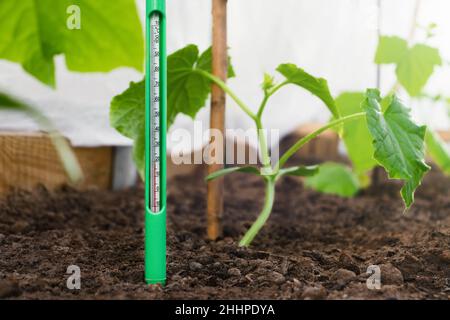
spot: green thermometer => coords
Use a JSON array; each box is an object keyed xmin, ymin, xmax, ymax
[{"xmin": 145, "ymin": 0, "xmax": 167, "ymax": 285}]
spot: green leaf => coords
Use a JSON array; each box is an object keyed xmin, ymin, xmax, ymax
[
  {"xmin": 305, "ymin": 163, "xmax": 360, "ymax": 197},
  {"xmin": 168, "ymin": 45, "xmax": 235, "ymax": 127},
  {"xmin": 374, "ymin": 36, "xmax": 442, "ymax": 97},
  {"xmin": 277, "ymin": 63, "xmax": 339, "ymax": 118},
  {"xmin": 0, "ymin": 0, "xmax": 143, "ymax": 87},
  {"xmin": 133, "ymin": 130, "xmax": 145, "ymax": 179},
  {"xmin": 0, "ymin": 93, "xmax": 24, "ymax": 109},
  {"xmin": 375, "ymin": 36, "xmax": 408, "ymax": 64},
  {"xmin": 110, "ymin": 80, "xmax": 145, "ymax": 178},
  {"xmin": 396, "ymin": 44, "xmax": 442, "ymax": 96},
  {"xmin": 206, "ymin": 166, "xmax": 261, "ymax": 181},
  {"xmin": 110, "ymin": 80, "xmax": 145, "ymax": 139},
  {"xmin": 262, "ymin": 73, "xmax": 275, "ymax": 91},
  {"xmin": 425, "ymin": 129, "xmax": 450, "ymax": 175},
  {"xmin": 110, "ymin": 45, "xmax": 235, "ymax": 178},
  {"xmin": 196, "ymin": 47, "xmax": 235, "ymax": 78},
  {"xmin": 362, "ymin": 89, "xmax": 430, "ymax": 209},
  {"xmin": 278, "ymin": 165, "xmax": 319, "ymax": 178},
  {"xmin": 335, "ymin": 92, "xmax": 377, "ymax": 175}
]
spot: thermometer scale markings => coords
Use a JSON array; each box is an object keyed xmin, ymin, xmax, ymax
[{"xmin": 150, "ymin": 13, "xmax": 161, "ymax": 213}]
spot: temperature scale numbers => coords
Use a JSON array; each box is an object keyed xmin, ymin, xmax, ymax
[{"xmin": 150, "ymin": 13, "xmax": 161, "ymax": 213}]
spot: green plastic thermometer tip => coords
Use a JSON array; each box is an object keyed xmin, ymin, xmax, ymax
[{"xmin": 145, "ymin": 0, "xmax": 167, "ymax": 285}]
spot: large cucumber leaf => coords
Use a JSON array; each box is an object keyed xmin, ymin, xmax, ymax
[
  {"xmin": 110, "ymin": 80, "xmax": 145, "ymax": 177},
  {"xmin": 0, "ymin": 0, "xmax": 143, "ymax": 87},
  {"xmin": 335, "ymin": 92, "xmax": 377, "ymax": 177},
  {"xmin": 110, "ymin": 45, "xmax": 234, "ymax": 177},
  {"xmin": 110, "ymin": 81, "xmax": 145, "ymax": 140},
  {"xmin": 277, "ymin": 64, "xmax": 339, "ymax": 118},
  {"xmin": 167, "ymin": 45, "xmax": 234, "ymax": 126},
  {"xmin": 362, "ymin": 89, "xmax": 430, "ymax": 209}
]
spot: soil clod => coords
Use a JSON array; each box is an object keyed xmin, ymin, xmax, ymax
[
  {"xmin": 267, "ymin": 271, "xmax": 286, "ymax": 285},
  {"xmin": 0, "ymin": 280, "xmax": 21, "ymax": 299},
  {"xmin": 332, "ymin": 269, "xmax": 356, "ymax": 285},
  {"xmin": 380, "ymin": 264, "xmax": 404, "ymax": 286}
]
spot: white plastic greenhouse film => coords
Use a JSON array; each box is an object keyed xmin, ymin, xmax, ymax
[{"xmin": 0, "ymin": 0, "xmax": 449, "ymax": 151}]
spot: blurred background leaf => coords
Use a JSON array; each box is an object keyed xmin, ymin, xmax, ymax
[
  {"xmin": 305, "ymin": 162, "xmax": 360, "ymax": 197},
  {"xmin": 375, "ymin": 36, "xmax": 442, "ymax": 97},
  {"xmin": 0, "ymin": 92, "xmax": 84, "ymax": 184},
  {"xmin": 0, "ymin": 0, "xmax": 143, "ymax": 87},
  {"xmin": 425, "ymin": 129, "xmax": 450, "ymax": 176}
]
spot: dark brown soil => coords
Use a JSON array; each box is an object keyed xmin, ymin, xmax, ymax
[{"xmin": 0, "ymin": 165, "xmax": 449, "ymax": 300}]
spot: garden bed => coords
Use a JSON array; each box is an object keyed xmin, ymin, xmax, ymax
[{"xmin": 0, "ymin": 165, "xmax": 449, "ymax": 300}]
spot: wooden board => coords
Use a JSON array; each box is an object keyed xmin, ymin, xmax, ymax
[{"xmin": 0, "ymin": 132, "xmax": 113, "ymax": 194}]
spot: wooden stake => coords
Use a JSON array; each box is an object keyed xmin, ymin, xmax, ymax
[{"xmin": 207, "ymin": 0, "xmax": 227, "ymax": 240}]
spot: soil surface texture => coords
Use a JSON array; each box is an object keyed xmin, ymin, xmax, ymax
[{"xmin": 0, "ymin": 165, "xmax": 449, "ymax": 299}]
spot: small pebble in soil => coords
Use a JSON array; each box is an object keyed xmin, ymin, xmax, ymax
[
  {"xmin": 332, "ymin": 268, "xmax": 356, "ymax": 285},
  {"xmin": 268, "ymin": 271, "xmax": 286, "ymax": 284},
  {"xmin": 189, "ymin": 262, "xmax": 203, "ymax": 271},
  {"xmin": 301, "ymin": 285, "xmax": 328, "ymax": 300},
  {"xmin": 0, "ymin": 280, "xmax": 21, "ymax": 299},
  {"xmin": 0, "ymin": 233, "xmax": 5, "ymax": 243},
  {"xmin": 227, "ymin": 268, "xmax": 241, "ymax": 277},
  {"xmin": 380, "ymin": 263, "xmax": 404, "ymax": 285}
]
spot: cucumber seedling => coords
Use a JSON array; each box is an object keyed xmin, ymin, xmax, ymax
[
  {"xmin": 203, "ymin": 68, "xmax": 430, "ymax": 246},
  {"xmin": 111, "ymin": 45, "xmax": 430, "ymax": 246}
]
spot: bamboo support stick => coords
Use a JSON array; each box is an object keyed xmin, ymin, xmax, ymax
[{"xmin": 207, "ymin": 0, "xmax": 228, "ymax": 240}]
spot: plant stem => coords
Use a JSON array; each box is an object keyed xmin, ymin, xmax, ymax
[
  {"xmin": 257, "ymin": 94, "xmax": 270, "ymax": 119},
  {"xmin": 197, "ymin": 68, "xmax": 276, "ymax": 247},
  {"xmin": 196, "ymin": 69, "xmax": 257, "ymax": 121},
  {"xmin": 275, "ymin": 112, "xmax": 366, "ymax": 169},
  {"xmin": 255, "ymin": 118, "xmax": 271, "ymax": 169},
  {"xmin": 255, "ymin": 82, "xmax": 289, "ymax": 169},
  {"xmin": 239, "ymin": 178, "xmax": 276, "ymax": 247},
  {"xmin": 198, "ymin": 69, "xmax": 274, "ymax": 170},
  {"xmin": 257, "ymin": 82, "xmax": 288, "ymax": 118}
]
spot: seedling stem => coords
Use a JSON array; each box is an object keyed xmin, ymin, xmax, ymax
[{"xmin": 201, "ymin": 71, "xmax": 369, "ymax": 246}]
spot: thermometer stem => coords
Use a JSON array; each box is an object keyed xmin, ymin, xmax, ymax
[{"xmin": 150, "ymin": 13, "xmax": 161, "ymax": 213}]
